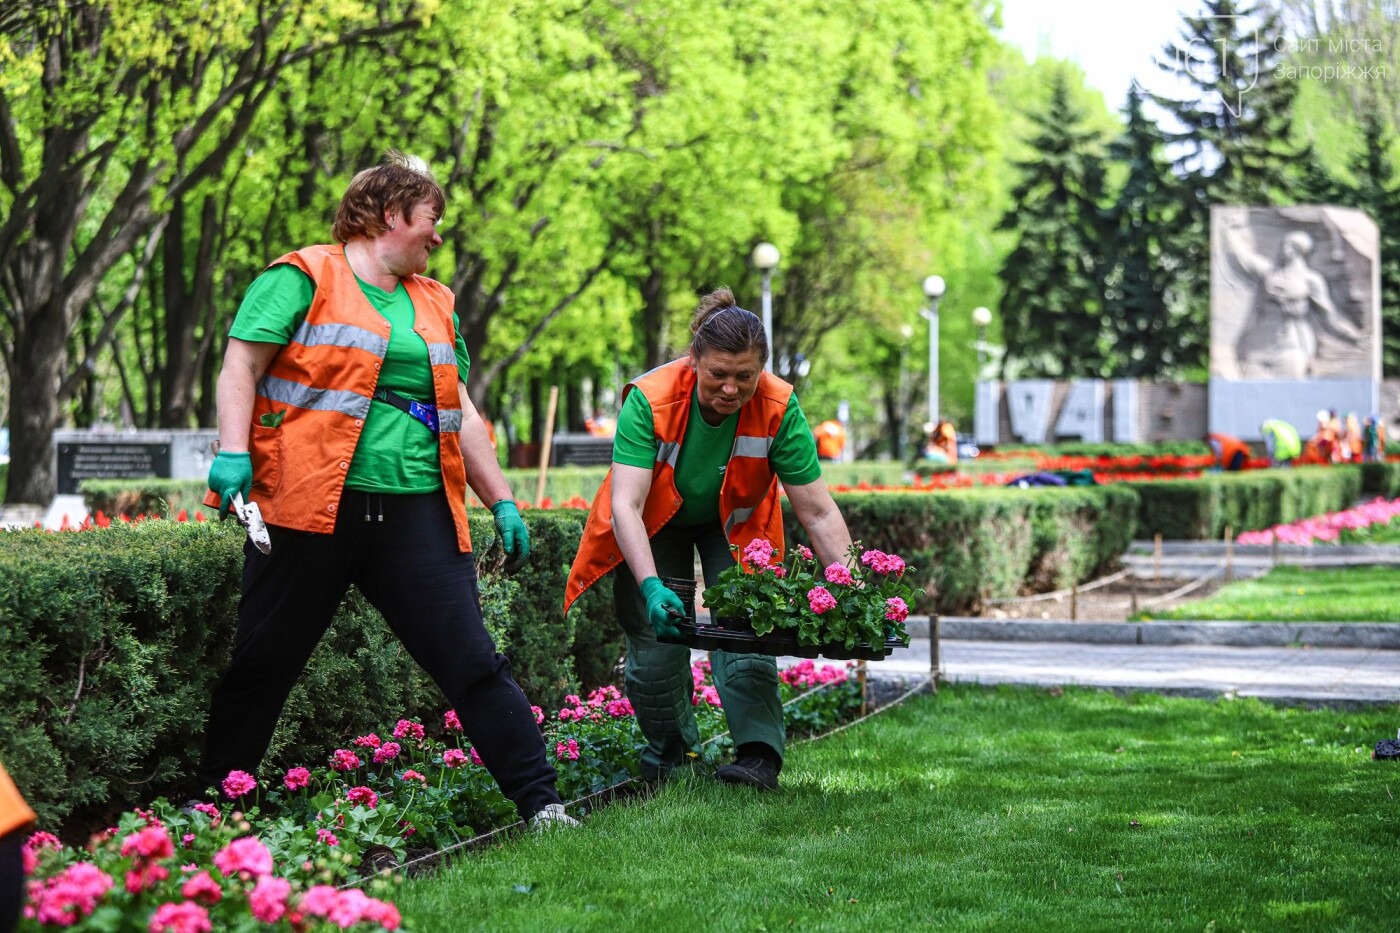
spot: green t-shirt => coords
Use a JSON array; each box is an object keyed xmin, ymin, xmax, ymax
[
  {"xmin": 229, "ymin": 263, "xmax": 472, "ymax": 494},
  {"xmin": 612, "ymin": 385, "xmax": 822, "ymax": 525}
]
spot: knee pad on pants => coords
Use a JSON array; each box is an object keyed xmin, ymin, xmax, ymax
[{"xmin": 713, "ymin": 653, "xmax": 779, "ymax": 689}]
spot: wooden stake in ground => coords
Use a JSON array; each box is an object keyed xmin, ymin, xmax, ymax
[
  {"xmin": 1129, "ymin": 575, "xmax": 1139, "ymax": 616},
  {"xmin": 931, "ymin": 615, "xmax": 941, "ymax": 693},
  {"xmin": 1070, "ymin": 583, "xmax": 1078, "ymax": 621},
  {"xmin": 857, "ymin": 660, "xmax": 868, "ymax": 716},
  {"xmin": 1224, "ymin": 525, "xmax": 1234, "ymax": 582},
  {"xmin": 535, "ymin": 385, "xmax": 560, "ymax": 506},
  {"xmin": 1154, "ymin": 534, "xmax": 1162, "ymax": 581}
]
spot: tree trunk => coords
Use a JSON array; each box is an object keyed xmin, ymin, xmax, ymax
[{"xmin": 6, "ymin": 294, "xmax": 68, "ymax": 503}]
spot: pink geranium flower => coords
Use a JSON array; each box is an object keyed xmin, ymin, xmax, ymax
[
  {"xmin": 401, "ymin": 770, "xmax": 427, "ymax": 783},
  {"xmin": 444, "ymin": 710, "xmax": 463, "ymax": 731},
  {"xmin": 120, "ymin": 825, "xmax": 174, "ymax": 861},
  {"xmin": 796, "ymin": 544, "xmax": 814, "ymax": 561},
  {"xmin": 468, "ymin": 747, "xmax": 483, "ymax": 766},
  {"xmin": 393, "ymin": 719, "xmax": 425, "ymax": 740},
  {"xmin": 148, "ymin": 900, "xmax": 212, "ymax": 933},
  {"xmin": 31, "ymin": 862, "xmax": 113, "ymax": 926},
  {"xmin": 346, "ymin": 786, "xmax": 379, "ymax": 810},
  {"xmin": 212, "ymin": 837, "xmax": 273, "ymax": 878},
  {"xmin": 191, "ymin": 803, "xmax": 220, "ymax": 825},
  {"xmin": 248, "ymin": 876, "xmax": 291, "ymax": 924},
  {"xmin": 316, "ymin": 829, "xmax": 340, "ymax": 847},
  {"xmin": 373, "ymin": 742, "xmax": 401, "ymax": 764},
  {"xmin": 824, "ymin": 562, "xmax": 853, "ymax": 585},
  {"xmin": 283, "ymin": 767, "xmax": 311, "ymax": 791},
  {"xmin": 742, "ymin": 538, "xmax": 775, "ymax": 567},
  {"xmin": 442, "ymin": 748, "xmax": 468, "ymax": 768},
  {"xmin": 555, "ymin": 739, "xmax": 580, "ymax": 761},
  {"xmin": 806, "ymin": 585, "xmax": 838, "ymax": 615},
  {"xmin": 180, "ymin": 871, "xmax": 223, "ymax": 906},
  {"xmin": 125, "ymin": 862, "xmax": 170, "ymax": 894},
  {"xmin": 531, "ymin": 705, "xmax": 545, "ymax": 724},
  {"xmin": 329, "ymin": 749, "xmax": 361, "ymax": 771},
  {"xmin": 351, "ymin": 733, "xmax": 382, "ymax": 749},
  {"xmin": 220, "ymin": 770, "xmax": 257, "ymax": 799},
  {"xmin": 606, "ymin": 697, "xmax": 635, "ymax": 717},
  {"xmin": 885, "ymin": 597, "xmax": 909, "ymax": 623}
]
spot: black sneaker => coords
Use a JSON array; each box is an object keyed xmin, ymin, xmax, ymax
[{"xmin": 715, "ymin": 755, "xmax": 780, "ymax": 791}]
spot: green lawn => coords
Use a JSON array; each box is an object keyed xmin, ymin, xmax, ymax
[
  {"xmin": 1146, "ymin": 566, "xmax": 1400, "ymax": 622},
  {"xmin": 394, "ymin": 686, "xmax": 1399, "ymax": 931}
]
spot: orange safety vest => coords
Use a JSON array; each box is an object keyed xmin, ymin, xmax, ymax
[
  {"xmin": 203, "ymin": 245, "xmax": 472, "ymax": 551},
  {"xmin": 1207, "ymin": 432, "xmax": 1250, "ymax": 469},
  {"xmin": 0, "ymin": 761, "xmax": 35, "ymax": 839},
  {"xmin": 564, "ymin": 358, "xmax": 792, "ymax": 615}
]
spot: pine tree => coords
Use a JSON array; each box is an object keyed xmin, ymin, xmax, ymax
[
  {"xmin": 1343, "ymin": 109, "xmax": 1400, "ymax": 376},
  {"xmin": 997, "ymin": 71, "xmax": 1110, "ymax": 378},
  {"xmin": 1099, "ymin": 86, "xmax": 1200, "ymax": 377}
]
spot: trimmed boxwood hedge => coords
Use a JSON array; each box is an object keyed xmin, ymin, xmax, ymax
[
  {"xmin": 1128, "ymin": 466, "xmax": 1363, "ymax": 540},
  {"xmin": 0, "ymin": 511, "xmax": 621, "ymax": 830}
]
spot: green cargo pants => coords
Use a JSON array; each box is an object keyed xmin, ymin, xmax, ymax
[{"xmin": 614, "ymin": 521, "xmax": 786, "ymax": 781}]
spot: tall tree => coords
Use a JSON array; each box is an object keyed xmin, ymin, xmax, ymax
[
  {"xmin": 0, "ymin": 0, "xmax": 419, "ymax": 502},
  {"xmin": 1100, "ymin": 86, "xmax": 1196, "ymax": 377},
  {"xmin": 996, "ymin": 71, "xmax": 1110, "ymax": 378},
  {"xmin": 1339, "ymin": 109, "xmax": 1400, "ymax": 375}
]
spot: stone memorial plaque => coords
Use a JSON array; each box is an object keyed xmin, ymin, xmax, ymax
[{"xmin": 56, "ymin": 441, "xmax": 170, "ymax": 495}]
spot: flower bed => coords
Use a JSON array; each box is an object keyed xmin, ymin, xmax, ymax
[
  {"xmin": 18, "ymin": 660, "xmax": 858, "ymax": 930},
  {"xmin": 1235, "ymin": 497, "xmax": 1400, "ymax": 546}
]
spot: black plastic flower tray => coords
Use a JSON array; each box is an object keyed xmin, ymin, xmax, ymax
[{"xmin": 659, "ymin": 617, "xmax": 903, "ymax": 661}]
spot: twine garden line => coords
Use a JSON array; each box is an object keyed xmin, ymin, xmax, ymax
[{"xmin": 986, "ymin": 567, "xmax": 1132, "ymax": 606}]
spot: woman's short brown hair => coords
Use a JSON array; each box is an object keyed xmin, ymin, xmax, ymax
[
  {"xmin": 331, "ymin": 150, "xmax": 446, "ymax": 243},
  {"xmin": 689, "ymin": 286, "xmax": 768, "ymax": 363}
]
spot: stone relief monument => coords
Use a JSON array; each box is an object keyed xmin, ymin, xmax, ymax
[{"xmin": 1209, "ymin": 205, "xmax": 1380, "ymax": 438}]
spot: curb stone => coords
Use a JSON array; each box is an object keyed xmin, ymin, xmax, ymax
[{"xmin": 908, "ymin": 616, "xmax": 1400, "ymax": 649}]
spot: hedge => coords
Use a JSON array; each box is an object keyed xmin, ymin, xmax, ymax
[
  {"xmin": 0, "ymin": 511, "xmax": 622, "ymax": 830},
  {"xmin": 1360, "ymin": 460, "xmax": 1400, "ymax": 497},
  {"xmin": 1128, "ymin": 466, "xmax": 1364, "ymax": 540},
  {"xmin": 782, "ymin": 485, "xmax": 1140, "ymax": 615}
]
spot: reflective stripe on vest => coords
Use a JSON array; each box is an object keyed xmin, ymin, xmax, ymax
[{"xmin": 563, "ymin": 357, "xmax": 793, "ymax": 616}]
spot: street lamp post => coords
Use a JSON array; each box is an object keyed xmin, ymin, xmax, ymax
[
  {"xmin": 898, "ymin": 324, "xmax": 914, "ymax": 461},
  {"xmin": 919, "ymin": 275, "xmax": 945, "ymax": 428},
  {"xmin": 752, "ymin": 242, "xmax": 781, "ymax": 373},
  {"xmin": 971, "ymin": 306, "xmax": 992, "ymax": 373}
]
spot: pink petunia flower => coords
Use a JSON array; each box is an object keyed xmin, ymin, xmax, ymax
[
  {"xmin": 442, "ymin": 748, "xmax": 468, "ymax": 768},
  {"xmin": 372, "ymin": 742, "xmax": 401, "ymax": 764},
  {"xmin": 346, "ymin": 786, "xmax": 379, "ymax": 810},
  {"xmin": 180, "ymin": 871, "xmax": 222, "ymax": 906},
  {"xmin": 248, "ymin": 876, "xmax": 292, "ymax": 923},
  {"xmin": 393, "ymin": 719, "xmax": 425, "ymax": 740},
  {"xmin": 283, "ymin": 767, "xmax": 311, "ymax": 791},
  {"xmin": 220, "ymin": 770, "xmax": 257, "ymax": 799},
  {"xmin": 329, "ymin": 749, "xmax": 362, "ymax": 772},
  {"xmin": 148, "ymin": 900, "xmax": 212, "ymax": 933},
  {"xmin": 444, "ymin": 710, "xmax": 462, "ymax": 731},
  {"xmin": 212, "ymin": 837, "xmax": 273, "ymax": 878},
  {"xmin": 824, "ymin": 563, "xmax": 853, "ymax": 586},
  {"xmin": 806, "ymin": 586, "xmax": 838, "ymax": 615},
  {"xmin": 885, "ymin": 597, "xmax": 910, "ymax": 623}
]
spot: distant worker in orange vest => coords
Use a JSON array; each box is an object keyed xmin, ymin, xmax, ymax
[
  {"xmin": 0, "ymin": 761, "xmax": 36, "ymax": 932},
  {"xmin": 814, "ymin": 419, "xmax": 846, "ymax": 461},
  {"xmin": 566, "ymin": 287, "xmax": 859, "ymax": 792},
  {"xmin": 199, "ymin": 150, "xmax": 575, "ymax": 830},
  {"xmin": 1206, "ymin": 432, "xmax": 1251, "ymax": 471},
  {"xmin": 923, "ymin": 419, "xmax": 958, "ymax": 464}
]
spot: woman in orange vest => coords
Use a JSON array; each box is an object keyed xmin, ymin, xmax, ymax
[
  {"xmin": 565, "ymin": 287, "xmax": 857, "ymax": 791},
  {"xmin": 200, "ymin": 152, "xmax": 575, "ymax": 829},
  {"xmin": 1, "ymin": 761, "xmax": 36, "ymax": 933}
]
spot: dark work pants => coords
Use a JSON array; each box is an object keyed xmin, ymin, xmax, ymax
[
  {"xmin": 198, "ymin": 491, "xmax": 560, "ymax": 821},
  {"xmin": 0, "ymin": 832, "xmax": 20, "ymax": 933},
  {"xmin": 614, "ymin": 521, "xmax": 785, "ymax": 781}
]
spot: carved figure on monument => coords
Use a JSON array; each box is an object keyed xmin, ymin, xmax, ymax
[
  {"xmin": 1210, "ymin": 205, "xmax": 1378, "ymax": 384},
  {"xmin": 1224, "ymin": 219, "xmax": 1360, "ymax": 378}
]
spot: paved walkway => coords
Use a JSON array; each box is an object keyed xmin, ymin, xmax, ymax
[{"xmin": 857, "ymin": 637, "xmax": 1400, "ymax": 706}]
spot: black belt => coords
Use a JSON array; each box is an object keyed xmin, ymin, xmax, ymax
[{"xmin": 372, "ymin": 387, "xmax": 439, "ymax": 434}]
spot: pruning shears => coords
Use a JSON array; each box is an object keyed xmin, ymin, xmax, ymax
[{"xmin": 232, "ymin": 492, "xmax": 272, "ymax": 555}]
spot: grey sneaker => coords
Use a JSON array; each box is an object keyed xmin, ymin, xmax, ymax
[
  {"xmin": 715, "ymin": 755, "xmax": 780, "ymax": 791},
  {"xmin": 528, "ymin": 803, "xmax": 581, "ymax": 831}
]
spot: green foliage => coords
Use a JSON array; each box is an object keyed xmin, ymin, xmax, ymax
[
  {"xmin": 1130, "ymin": 466, "xmax": 1364, "ymax": 539},
  {"xmin": 1360, "ymin": 460, "xmax": 1400, "ymax": 497},
  {"xmin": 989, "ymin": 441, "xmax": 1211, "ymax": 458}
]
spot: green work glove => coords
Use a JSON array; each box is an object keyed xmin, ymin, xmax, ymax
[
  {"xmin": 208, "ymin": 451, "xmax": 253, "ymax": 519},
  {"xmin": 639, "ymin": 576, "xmax": 685, "ymax": 640},
  {"xmin": 490, "ymin": 499, "xmax": 530, "ymax": 574}
]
